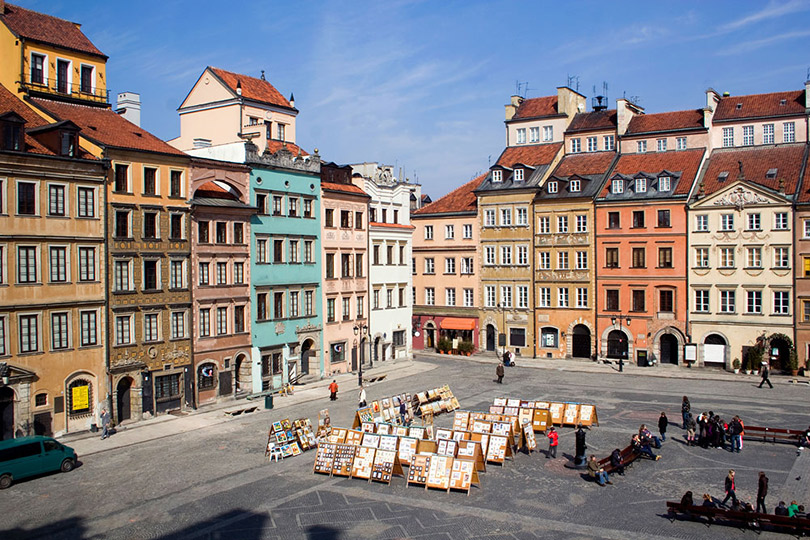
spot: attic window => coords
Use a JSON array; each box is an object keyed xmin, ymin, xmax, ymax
[
  {"xmin": 658, "ymin": 176, "xmax": 671, "ymax": 192},
  {"xmin": 514, "ymin": 168, "xmax": 524, "ymax": 182},
  {"xmin": 1, "ymin": 121, "xmax": 23, "ymax": 151},
  {"xmin": 491, "ymin": 170, "xmax": 502, "ymax": 183},
  {"xmin": 60, "ymin": 131, "xmax": 77, "ymax": 157},
  {"xmin": 766, "ymin": 168, "xmax": 778, "ymax": 179},
  {"xmin": 718, "ymin": 171, "xmax": 729, "ymax": 182},
  {"xmin": 570, "ymin": 179, "xmax": 580, "ymax": 192},
  {"xmin": 635, "ymin": 178, "xmax": 647, "ymax": 193},
  {"xmin": 611, "ymin": 179, "xmax": 624, "ymax": 194},
  {"xmin": 547, "ymin": 181, "xmax": 558, "ymax": 194},
  {"xmin": 735, "ymin": 103, "xmax": 742, "ymax": 110},
  {"xmin": 780, "ymin": 99, "xmax": 787, "ymax": 106}
]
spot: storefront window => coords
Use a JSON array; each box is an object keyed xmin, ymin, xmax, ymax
[
  {"xmin": 155, "ymin": 374, "xmax": 181, "ymax": 402},
  {"xmin": 331, "ymin": 342, "xmax": 345, "ymax": 364},
  {"xmin": 540, "ymin": 327, "xmax": 558, "ymax": 348},
  {"xmin": 510, "ymin": 328, "xmax": 527, "ymax": 348},
  {"xmin": 198, "ymin": 364, "xmax": 216, "ymax": 390}
]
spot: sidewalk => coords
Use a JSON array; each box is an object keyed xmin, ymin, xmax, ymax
[{"xmin": 63, "ymin": 357, "xmax": 431, "ymax": 458}]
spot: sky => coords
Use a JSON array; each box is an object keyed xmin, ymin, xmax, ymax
[{"xmin": 16, "ymin": 0, "xmax": 810, "ymax": 200}]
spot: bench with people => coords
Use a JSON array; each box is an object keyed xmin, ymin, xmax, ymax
[
  {"xmin": 666, "ymin": 495, "xmax": 810, "ymax": 535},
  {"xmin": 598, "ymin": 446, "xmax": 639, "ymax": 476}
]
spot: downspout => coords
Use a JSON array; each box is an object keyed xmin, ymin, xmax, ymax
[
  {"xmin": 18, "ymin": 37, "xmax": 24, "ymax": 90},
  {"xmin": 102, "ymin": 154, "xmax": 113, "ymax": 420},
  {"xmin": 531, "ymin": 194, "xmax": 536, "ymax": 358}
]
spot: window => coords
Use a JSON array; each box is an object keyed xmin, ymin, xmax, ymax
[
  {"xmin": 464, "ymin": 288, "xmax": 474, "ymax": 307},
  {"xmin": 695, "ymin": 290, "xmax": 709, "ymax": 312},
  {"xmin": 587, "ymin": 137, "xmax": 597, "ymax": 152},
  {"xmin": 199, "ymin": 308, "xmax": 210, "ymax": 337},
  {"xmin": 78, "ymin": 247, "xmax": 95, "ymax": 281},
  {"xmin": 289, "ymin": 198, "xmax": 298, "ymax": 218},
  {"xmin": 49, "ymin": 246, "xmax": 67, "ymax": 282},
  {"xmin": 720, "ymin": 247, "xmax": 735, "ymax": 268},
  {"xmin": 425, "ymin": 288, "xmax": 435, "ymax": 306},
  {"xmin": 304, "ymin": 291, "xmax": 314, "ymax": 316},
  {"xmin": 341, "ymin": 297, "xmax": 351, "ymax": 320},
  {"xmin": 445, "ymin": 224, "xmax": 454, "ymax": 239},
  {"xmin": 570, "ymin": 179, "xmax": 580, "ymax": 192},
  {"xmin": 774, "ymin": 212, "xmax": 789, "ymax": 230},
  {"xmin": 500, "ymin": 286, "xmax": 512, "ymax": 308},
  {"xmin": 275, "ymin": 196, "xmax": 285, "ymax": 217},
  {"xmin": 806, "ymin": 301, "xmax": 810, "ymax": 322},
  {"xmin": 635, "ymin": 178, "xmax": 647, "ymax": 193},
  {"xmin": 424, "ymin": 225, "xmax": 433, "ymax": 240},
  {"xmin": 115, "ymin": 315, "xmax": 131, "ymax": 345},
  {"xmin": 774, "ymin": 291, "xmax": 790, "ymax": 315},
  {"xmin": 576, "ymin": 287, "xmax": 588, "ymax": 308},
  {"xmin": 631, "ymin": 248, "xmax": 645, "ymax": 268},
  {"xmin": 199, "ymin": 262, "xmax": 210, "ymax": 286},
  {"xmin": 48, "ymin": 185, "xmax": 65, "ymax": 216},
  {"xmin": 424, "ymin": 257, "xmax": 434, "ymax": 274},
  {"xmin": 143, "ymin": 167, "xmax": 157, "ymax": 195},
  {"xmin": 289, "ymin": 240, "xmax": 299, "ymax": 264},
  {"xmin": 720, "ymin": 214, "xmax": 734, "ymax": 231},
  {"xmin": 114, "ymin": 164, "xmax": 129, "ymax": 192},
  {"xmin": 484, "ymin": 209, "xmax": 496, "ymax": 227},
  {"xmin": 277, "ymin": 123, "xmax": 286, "ymax": 141},
  {"xmin": 304, "ymin": 241, "xmax": 313, "ymax": 263},
  {"xmin": 784, "ymin": 122, "xmax": 795, "ymax": 143},
  {"xmin": 529, "ymin": 127, "xmax": 539, "ymax": 142},
  {"xmin": 611, "ymin": 179, "xmax": 623, "ymax": 194},
  {"xmin": 80, "ymin": 65, "xmax": 94, "ymax": 93},
  {"xmin": 143, "ymin": 212, "xmax": 157, "ymax": 239},
  {"xmin": 215, "ymin": 222, "xmax": 227, "ymax": 244},
  {"xmin": 289, "ymin": 292, "xmax": 299, "ymax": 318},
  {"xmin": 632, "ymin": 290, "xmax": 645, "ymax": 312},
  {"xmin": 115, "ymin": 210, "xmax": 130, "ymax": 238},
  {"xmin": 325, "ymin": 253, "xmax": 335, "ymax": 279},
  {"xmin": 463, "ymin": 224, "xmax": 473, "ymax": 239},
  {"xmin": 340, "ymin": 210, "xmax": 351, "ymax": 228},
  {"xmin": 342, "ymin": 253, "xmax": 351, "ymax": 277},
  {"xmin": 31, "ymin": 53, "xmax": 45, "ymax": 84},
  {"xmin": 746, "ymin": 290, "xmax": 762, "ymax": 314},
  {"xmin": 571, "ymin": 138, "xmax": 581, "ymax": 153},
  {"xmin": 658, "ymin": 177, "xmax": 671, "ymax": 192},
  {"xmin": 763, "ymin": 124, "xmax": 774, "ymax": 144},
  {"xmin": 632, "ymin": 211, "xmax": 645, "ymax": 228},
  {"xmin": 171, "ymin": 260, "xmax": 184, "ymax": 289},
  {"xmin": 355, "ymin": 254, "xmax": 363, "ymax": 277},
  {"xmin": 501, "ymin": 208, "xmax": 512, "ymax": 226},
  {"xmin": 720, "ymin": 290, "xmax": 735, "ymax": 313},
  {"xmin": 742, "ymin": 125, "xmax": 754, "ymax": 146},
  {"xmin": 637, "ymin": 140, "xmax": 647, "ymax": 153},
  {"xmin": 356, "ymin": 296, "xmax": 364, "ymax": 318},
  {"xmin": 538, "ymin": 287, "xmax": 550, "ymax": 307},
  {"xmin": 19, "ymin": 314, "xmax": 39, "ymax": 352},
  {"xmin": 722, "ymin": 127, "xmax": 734, "ymax": 147},
  {"xmin": 575, "ymin": 251, "xmax": 588, "ymax": 270},
  {"xmin": 274, "ymin": 239, "xmax": 284, "ymax": 263},
  {"xmin": 113, "ymin": 260, "xmax": 131, "ymax": 291},
  {"xmin": 657, "ymin": 139, "xmax": 667, "ymax": 152},
  {"xmin": 538, "ymin": 251, "xmax": 550, "ymax": 269},
  {"xmin": 608, "ymin": 212, "xmax": 620, "ymax": 229},
  {"xmin": 657, "ymin": 209, "xmax": 670, "ymax": 228},
  {"xmin": 747, "ymin": 213, "xmax": 761, "ymax": 231},
  {"xmin": 256, "ymin": 194, "xmax": 267, "ymax": 214},
  {"xmin": 676, "ymin": 137, "xmax": 687, "ymax": 150},
  {"xmin": 557, "ymin": 288, "xmax": 568, "ymax": 308},
  {"xmin": 155, "ymin": 374, "xmax": 181, "ymax": 402},
  {"xmin": 50, "ymin": 312, "xmax": 69, "ymax": 350},
  {"xmin": 518, "ymin": 286, "xmax": 529, "ymax": 309},
  {"xmin": 445, "ymin": 257, "xmax": 456, "ymax": 274},
  {"xmin": 695, "ymin": 247, "xmax": 709, "ymax": 268},
  {"xmin": 575, "ymin": 215, "xmax": 587, "ymax": 233},
  {"xmin": 557, "ymin": 251, "xmax": 568, "ymax": 269},
  {"xmin": 485, "ymin": 286, "xmax": 496, "ymax": 308},
  {"xmin": 17, "ymin": 246, "xmax": 37, "ymax": 283},
  {"xmin": 517, "ymin": 246, "xmax": 528, "ymax": 266},
  {"xmin": 170, "ymin": 214, "xmax": 183, "ymax": 240},
  {"xmin": 303, "ymin": 199, "xmax": 313, "ymax": 218},
  {"xmin": 510, "ymin": 328, "xmax": 527, "ymax": 348},
  {"xmin": 606, "ymin": 290, "xmax": 619, "ymax": 311},
  {"xmin": 77, "ymin": 187, "xmax": 95, "ymax": 218},
  {"xmin": 695, "ymin": 215, "xmax": 708, "ymax": 232},
  {"xmin": 501, "ymin": 246, "xmax": 512, "ymax": 266},
  {"xmin": 538, "ymin": 216, "xmax": 550, "ymax": 233},
  {"xmin": 445, "ymin": 288, "xmax": 456, "ymax": 306},
  {"xmin": 355, "ymin": 211, "xmax": 363, "ymax": 229},
  {"xmin": 382, "ymin": 209, "xmax": 388, "ymax": 223},
  {"xmin": 775, "ymin": 247, "xmax": 790, "ymax": 268},
  {"xmin": 659, "ymin": 290, "xmax": 674, "ymax": 313},
  {"xmin": 557, "ymin": 215, "xmax": 568, "ymax": 233},
  {"xmin": 516, "ymin": 128, "xmax": 526, "ymax": 144},
  {"xmin": 605, "ymin": 248, "xmax": 619, "ymax": 268},
  {"xmin": 17, "ymin": 182, "xmax": 36, "ymax": 215},
  {"xmin": 543, "ymin": 126, "xmax": 553, "ymax": 141},
  {"xmin": 143, "ymin": 260, "xmax": 158, "ymax": 290},
  {"xmin": 516, "ymin": 207, "xmax": 528, "ymax": 225},
  {"xmin": 658, "ymin": 247, "xmax": 672, "ymax": 268},
  {"xmin": 547, "ymin": 181, "xmax": 558, "ymax": 194},
  {"xmin": 80, "ymin": 311, "xmax": 97, "ymax": 346},
  {"xmin": 55, "ymin": 58, "xmax": 70, "ymax": 93},
  {"xmin": 171, "ymin": 312, "xmax": 186, "ymax": 339},
  {"xmin": 604, "ymin": 135, "xmax": 615, "ymax": 151},
  {"xmin": 492, "ymin": 170, "xmax": 502, "ymax": 183},
  {"xmin": 216, "ymin": 307, "xmax": 228, "ymax": 334},
  {"xmin": 144, "ymin": 313, "xmax": 159, "ymax": 342}
]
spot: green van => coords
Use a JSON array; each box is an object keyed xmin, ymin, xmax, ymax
[{"xmin": 0, "ymin": 436, "xmax": 78, "ymax": 489}]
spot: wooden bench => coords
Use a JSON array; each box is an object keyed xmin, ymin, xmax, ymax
[
  {"xmin": 598, "ymin": 445, "xmax": 641, "ymax": 475},
  {"xmin": 666, "ymin": 501, "xmax": 810, "ymax": 535},
  {"xmin": 745, "ymin": 425, "xmax": 804, "ymax": 445}
]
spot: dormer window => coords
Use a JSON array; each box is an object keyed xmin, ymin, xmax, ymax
[
  {"xmin": 736, "ymin": 103, "xmax": 742, "ymax": 110},
  {"xmin": 780, "ymin": 99, "xmax": 787, "ymax": 106},
  {"xmin": 0, "ymin": 113, "xmax": 25, "ymax": 151},
  {"xmin": 658, "ymin": 176, "xmax": 671, "ymax": 192},
  {"xmin": 492, "ymin": 170, "xmax": 502, "ymax": 183},
  {"xmin": 718, "ymin": 171, "xmax": 729, "ymax": 183},
  {"xmin": 766, "ymin": 168, "xmax": 778, "ymax": 179},
  {"xmin": 60, "ymin": 131, "xmax": 77, "ymax": 157},
  {"xmin": 635, "ymin": 178, "xmax": 647, "ymax": 193},
  {"xmin": 611, "ymin": 179, "xmax": 624, "ymax": 194},
  {"xmin": 570, "ymin": 179, "xmax": 580, "ymax": 192},
  {"xmin": 547, "ymin": 181, "xmax": 558, "ymax": 194},
  {"xmin": 514, "ymin": 168, "xmax": 524, "ymax": 182}
]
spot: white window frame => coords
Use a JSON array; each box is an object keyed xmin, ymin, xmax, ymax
[
  {"xmin": 516, "ymin": 128, "xmax": 526, "ymax": 144},
  {"xmin": 500, "ymin": 286, "xmax": 512, "ymax": 308},
  {"xmin": 763, "ymin": 124, "xmax": 774, "ymax": 144},
  {"xmin": 539, "ymin": 251, "xmax": 550, "ymax": 270},
  {"xmin": 586, "ymin": 137, "xmax": 597, "ymax": 152},
  {"xmin": 517, "ymin": 286, "xmax": 529, "ymax": 309},
  {"xmin": 774, "ymin": 291, "xmax": 790, "ymax": 315},
  {"xmin": 500, "ymin": 245, "xmax": 512, "ymax": 266},
  {"xmin": 571, "ymin": 138, "xmax": 581, "ymax": 153},
  {"xmin": 695, "ymin": 215, "xmax": 708, "ymax": 232},
  {"xmin": 463, "ymin": 288, "xmax": 474, "ymax": 307},
  {"xmin": 722, "ymin": 127, "xmax": 734, "ymax": 147},
  {"xmin": 463, "ymin": 224, "xmax": 473, "ymax": 239},
  {"xmin": 516, "ymin": 207, "xmax": 528, "ymax": 226},
  {"xmin": 576, "ymin": 215, "xmax": 587, "ymax": 233},
  {"xmin": 637, "ymin": 140, "xmax": 647, "ymax": 153},
  {"xmin": 547, "ymin": 181, "xmax": 558, "ymax": 194},
  {"xmin": 538, "ymin": 287, "xmax": 550, "ymax": 307},
  {"xmin": 657, "ymin": 139, "xmax": 667, "ymax": 152},
  {"xmin": 557, "ymin": 288, "xmax": 569, "ymax": 308},
  {"xmin": 603, "ymin": 135, "xmax": 615, "ymax": 151},
  {"xmin": 529, "ymin": 126, "xmax": 540, "ymax": 143},
  {"xmin": 557, "ymin": 215, "xmax": 568, "ymax": 233},
  {"xmin": 742, "ymin": 125, "xmax": 754, "ymax": 146},
  {"xmin": 746, "ymin": 290, "xmax": 762, "ymax": 314},
  {"xmin": 517, "ymin": 245, "xmax": 528, "ymax": 266},
  {"xmin": 115, "ymin": 314, "xmax": 133, "ymax": 346},
  {"xmin": 543, "ymin": 125, "xmax": 553, "ymax": 141},
  {"xmin": 576, "ymin": 287, "xmax": 588, "ymax": 308},
  {"xmin": 635, "ymin": 178, "xmax": 647, "ymax": 193},
  {"xmin": 500, "ymin": 208, "xmax": 512, "ymax": 226},
  {"xmin": 514, "ymin": 168, "xmax": 524, "ymax": 182},
  {"xmin": 424, "ymin": 225, "xmax": 433, "ymax": 240},
  {"xmin": 144, "ymin": 312, "xmax": 160, "ymax": 342},
  {"xmin": 611, "ymin": 179, "xmax": 623, "ymax": 194},
  {"xmin": 444, "ymin": 224, "xmax": 454, "ymax": 239},
  {"xmin": 19, "ymin": 312, "xmax": 40, "ymax": 353},
  {"xmin": 676, "ymin": 137, "xmax": 687, "ymax": 150},
  {"xmin": 720, "ymin": 290, "xmax": 735, "ymax": 313},
  {"xmin": 491, "ymin": 170, "xmax": 502, "ymax": 183},
  {"xmin": 784, "ymin": 122, "xmax": 795, "ymax": 143},
  {"xmin": 484, "ymin": 209, "xmax": 496, "ymax": 227},
  {"xmin": 695, "ymin": 290, "xmax": 710, "ymax": 313},
  {"xmin": 774, "ymin": 212, "xmax": 789, "ymax": 230},
  {"xmin": 425, "ymin": 287, "xmax": 435, "ymax": 306},
  {"xmin": 570, "ymin": 179, "xmax": 580, "ymax": 192},
  {"xmin": 575, "ymin": 251, "xmax": 588, "ymax": 270},
  {"xmin": 538, "ymin": 216, "xmax": 550, "ymax": 233},
  {"xmin": 485, "ymin": 285, "xmax": 496, "ymax": 308},
  {"xmin": 445, "ymin": 288, "xmax": 456, "ymax": 306},
  {"xmin": 484, "ymin": 246, "xmax": 495, "ymax": 266}
]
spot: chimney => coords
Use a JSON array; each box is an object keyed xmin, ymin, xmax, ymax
[
  {"xmin": 289, "ymin": 93, "xmax": 295, "ymax": 108},
  {"xmin": 236, "ymin": 81, "xmax": 242, "ymax": 96},
  {"xmin": 616, "ymin": 98, "xmax": 643, "ymax": 136},
  {"xmin": 116, "ymin": 92, "xmax": 141, "ymax": 127},
  {"xmin": 805, "ymin": 80, "xmax": 810, "ymax": 108},
  {"xmin": 505, "ymin": 95, "xmax": 522, "ymax": 120},
  {"xmin": 557, "ymin": 86, "xmax": 585, "ymax": 118}
]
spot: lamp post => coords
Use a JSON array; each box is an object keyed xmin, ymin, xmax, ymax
[
  {"xmin": 610, "ymin": 315, "xmax": 632, "ymax": 372},
  {"xmin": 354, "ymin": 324, "xmax": 368, "ymax": 386},
  {"xmin": 497, "ymin": 303, "xmax": 507, "ymax": 361}
]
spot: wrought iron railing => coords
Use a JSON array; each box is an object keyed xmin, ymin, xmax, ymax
[{"xmin": 21, "ymin": 76, "xmax": 109, "ymax": 104}]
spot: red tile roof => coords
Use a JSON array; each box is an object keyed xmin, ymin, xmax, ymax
[
  {"xmin": 321, "ymin": 181, "xmax": 368, "ymax": 196},
  {"xmin": 30, "ymin": 98, "xmax": 187, "ymax": 156},
  {"xmin": 566, "ymin": 110, "xmax": 616, "ymax": 133},
  {"xmin": 626, "ymin": 109, "xmax": 705, "ymax": 135},
  {"xmin": 599, "ymin": 149, "xmax": 705, "ymax": 197},
  {"xmin": 551, "ymin": 151, "xmax": 615, "ymax": 178},
  {"xmin": 210, "ymin": 67, "xmax": 293, "ymax": 110},
  {"xmin": 370, "ymin": 222, "xmax": 415, "ymax": 230},
  {"xmin": 512, "ymin": 96, "xmax": 559, "ymax": 119},
  {"xmin": 714, "ymin": 90, "xmax": 805, "ymax": 121},
  {"xmin": 799, "ymin": 149, "xmax": 810, "ymax": 204},
  {"xmin": 194, "ymin": 181, "xmax": 236, "ymax": 200},
  {"xmin": 699, "ymin": 144, "xmax": 806, "ymax": 199},
  {"xmin": 496, "ymin": 142, "xmax": 564, "ymax": 168},
  {"xmin": 1, "ymin": 3, "xmax": 106, "ymax": 58},
  {"xmin": 265, "ymin": 140, "xmax": 308, "ymax": 157},
  {"xmin": 413, "ymin": 173, "xmax": 484, "ymax": 216}
]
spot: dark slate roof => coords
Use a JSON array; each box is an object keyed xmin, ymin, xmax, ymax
[
  {"xmin": 565, "ymin": 110, "xmax": 617, "ymax": 133},
  {"xmin": 597, "ymin": 148, "xmax": 705, "ymax": 200},
  {"xmin": 540, "ymin": 152, "xmax": 616, "ymax": 200},
  {"xmin": 476, "ymin": 143, "xmax": 564, "ymax": 192},
  {"xmin": 190, "ymin": 197, "xmax": 255, "ymax": 209}
]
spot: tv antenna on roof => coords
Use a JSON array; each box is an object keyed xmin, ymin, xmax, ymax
[
  {"xmin": 515, "ymin": 81, "xmax": 530, "ymax": 97},
  {"xmin": 567, "ymin": 74, "xmax": 580, "ymax": 93}
]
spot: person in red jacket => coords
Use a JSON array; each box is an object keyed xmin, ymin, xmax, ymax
[
  {"xmin": 328, "ymin": 380, "xmax": 338, "ymax": 401},
  {"xmin": 547, "ymin": 427, "xmax": 558, "ymax": 459}
]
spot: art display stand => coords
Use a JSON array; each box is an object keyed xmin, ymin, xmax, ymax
[
  {"xmin": 331, "ymin": 444, "xmax": 357, "ymax": 477},
  {"xmin": 371, "ymin": 450, "xmax": 404, "ymax": 484},
  {"xmin": 450, "ymin": 458, "xmax": 480, "ymax": 495},
  {"xmin": 351, "ymin": 446, "xmax": 376, "ymax": 480},
  {"xmin": 266, "ymin": 417, "xmax": 314, "ymax": 460},
  {"xmin": 352, "ymin": 393, "xmax": 414, "ymax": 428},
  {"xmin": 407, "ymin": 454, "xmax": 430, "ymax": 487},
  {"xmin": 520, "ymin": 421, "xmax": 537, "ymax": 453},
  {"xmin": 491, "ymin": 399, "xmax": 599, "ymax": 428},
  {"xmin": 485, "ymin": 434, "xmax": 513, "ymax": 465},
  {"xmin": 425, "ymin": 454, "xmax": 453, "ymax": 491},
  {"xmin": 456, "ymin": 439, "xmax": 486, "ymax": 472},
  {"xmin": 412, "ymin": 385, "xmax": 459, "ymax": 418},
  {"xmin": 313, "ymin": 442, "xmax": 336, "ymax": 475}
]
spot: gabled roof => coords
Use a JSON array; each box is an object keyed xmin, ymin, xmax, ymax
[
  {"xmin": 598, "ymin": 148, "xmax": 705, "ymax": 199},
  {"xmin": 321, "ymin": 181, "xmax": 369, "ymax": 196},
  {"xmin": 413, "ymin": 173, "xmax": 484, "ymax": 216},
  {"xmin": 496, "ymin": 142, "xmax": 563, "ymax": 168},
  {"xmin": 626, "ymin": 109, "xmax": 705, "ymax": 135},
  {"xmin": 477, "ymin": 143, "xmax": 564, "ymax": 193},
  {"xmin": 697, "ymin": 144, "xmax": 806, "ymax": 199},
  {"xmin": 1, "ymin": 3, "xmax": 106, "ymax": 58},
  {"xmin": 714, "ymin": 90, "xmax": 805, "ymax": 122},
  {"xmin": 209, "ymin": 67, "xmax": 294, "ymax": 110},
  {"xmin": 30, "ymin": 98, "xmax": 187, "ymax": 156},
  {"xmin": 566, "ymin": 110, "xmax": 617, "ymax": 133},
  {"xmin": 512, "ymin": 96, "xmax": 560, "ymax": 119},
  {"xmin": 542, "ymin": 152, "xmax": 616, "ymax": 200}
]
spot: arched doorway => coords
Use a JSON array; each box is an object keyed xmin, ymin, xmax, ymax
[
  {"xmin": 234, "ymin": 354, "xmax": 251, "ymax": 394},
  {"xmin": 660, "ymin": 334, "xmax": 679, "ymax": 365},
  {"xmin": 301, "ymin": 339, "xmax": 314, "ymax": 375},
  {"xmin": 704, "ymin": 334, "xmax": 727, "ymax": 367},
  {"xmin": 607, "ymin": 330, "xmax": 629, "ymax": 359},
  {"xmin": 424, "ymin": 323, "xmax": 436, "ymax": 350},
  {"xmin": 374, "ymin": 337, "xmax": 381, "ymax": 363},
  {"xmin": 0, "ymin": 387, "xmax": 13, "ymax": 440},
  {"xmin": 768, "ymin": 336, "xmax": 791, "ymax": 371},
  {"xmin": 66, "ymin": 377, "xmax": 93, "ymax": 433},
  {"xmin": 572, "ymin": 324, "xmax": 591, "ymax": 359},
  {"xmin": 116, "ymin": 377, "xmax": 133, "ymax": 423},
  {"xmin": 486, "ymin": 324, "xmax": 496, "ymax": 352}
]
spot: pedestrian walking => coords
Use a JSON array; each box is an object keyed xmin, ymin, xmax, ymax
[
  {"xmin": 546, "ymin": 427, "xmax": 558, "ymax": 459},
  {"xmin": 495, "ymin": 362, "xmax": 504, "ymax": 384},
  {"xmin": 758, "ymin": 361, "xmax": 773, "ymax": 389},
  {"xmin": 99, "ymin": 408, "xmax": 111, "ymax": 440},
  {"xmin": 358, "ymin": 386, "xmax": 367, "ymax": 408},
  {"xmin": 681, "ymin": 396, "xmax": 691, "ymax": 429},
  {"xmin": 399, "ymin": 399, "xmax": 409, "ymax": 425},
  {"xmin": 658, "ymin": 412, "xmax": 668, "ymax": 442},
  {"xmin": 756, "ymin": 471, "xmax": 768, "ymax": 514},
  {"xmin": 328, "ymin": 380, "xmax": 338, "ymax": 401},
  {"xmin": 722, "ymin": 470, "xmax": 738, "ymax": 507}
]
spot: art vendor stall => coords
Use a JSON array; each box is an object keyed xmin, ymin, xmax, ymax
[
  {"xmin": 266, "ymin": 417, "xmax": 317, "ymax": 461},
  {"xmin": 490, "ymin": 398, "xmax": 599, "ymax": 428}
]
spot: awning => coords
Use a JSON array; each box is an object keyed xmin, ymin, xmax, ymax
[{"xmin": 440, "ymin": 318, "xmax": 476, "ymax": 331}]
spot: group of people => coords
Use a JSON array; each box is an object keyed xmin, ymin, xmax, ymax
[{"xmin": 681, "ymin": 396, "xmax": 745, "ymax": 452}]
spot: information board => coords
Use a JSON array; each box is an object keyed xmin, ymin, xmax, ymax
[{"xmin": 351, "ymin": 446, "xmax": 375, "ymax": 480}]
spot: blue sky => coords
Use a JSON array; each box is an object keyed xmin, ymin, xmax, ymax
[{"xmin": 17, "ymin": 0, "xmax": 810, "ymax": 199}]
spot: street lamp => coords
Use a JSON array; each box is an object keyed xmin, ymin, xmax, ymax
[
  {"xmin": 497, "ymin": 303, "xmax": 507, "ymax": 361},
  {"xmin": 610, "ymin": 315, "xmax": 632, "ymax": 372},
  {"xmin": 353, "ymin": 324, "xmax": 368, "ymax": 386}
]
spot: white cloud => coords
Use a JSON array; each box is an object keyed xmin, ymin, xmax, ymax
[
  {"xmin": 716, "ymin": 30, "xmax": 810, "ymax": 56},
  {"xmin": 720, "ymin": 0, "xmax": 809, "ymax": 31}
]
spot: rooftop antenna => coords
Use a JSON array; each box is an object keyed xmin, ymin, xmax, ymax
[
  {"xmin": 567, "ymin": 74, "xmax": 580, "ymax": 93},
  {"xmin": 488, "ymin": 155, "xmax": 492, "ymax": 167},
  {"xmin": 592, "ymin": 82, "xmax": 609, "ymax": 111},
  {"xmin": 515, "ymin": 80, "xmax": 529, "ymax": 97},
  {"xmin": 807, "ymin": 66, "xmax": 810, "ymax": 80}
]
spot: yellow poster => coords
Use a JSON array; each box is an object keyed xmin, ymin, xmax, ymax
[{"xmin": 72, "ymin": 385, "xmax": 89, "ymax": 411}]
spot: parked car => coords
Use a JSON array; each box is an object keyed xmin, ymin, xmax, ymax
[{"xmin": 0, "ymin": 436, "xmax": 78, "ymax": 489}]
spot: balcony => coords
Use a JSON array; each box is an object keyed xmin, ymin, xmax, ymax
[{"xmin": 21, "ymin": 76, "xmax": 109, "ymax": 105}]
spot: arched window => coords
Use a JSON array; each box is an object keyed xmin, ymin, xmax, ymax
[
  {"xmin": 67, "ymin": 378, "xmax": 92, "ymax": 417},
  {"xmin": 198, "ymin": 364, "xmax": 216, "ymax": 390}
]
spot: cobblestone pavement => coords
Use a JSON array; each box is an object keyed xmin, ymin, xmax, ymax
[{"xmin": 2, "ymin": 355, "xmax": 808, "ymax": 540}]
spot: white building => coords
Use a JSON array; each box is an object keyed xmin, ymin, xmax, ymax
[{"xmin": 351, "ymin": 163, "xmax": 419, "ymax": 362}]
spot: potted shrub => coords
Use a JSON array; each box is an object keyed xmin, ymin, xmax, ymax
[
  {"xmin": 789, "ymin": 348, "xmax": 799, "ymax": 376},
  {"xmin": 732, "ymin": 358, "xmax": 741, "ymax": 374},
  {"xmin": 458, "ymin": 341, "xmax": 474, "ymax": 356},
  {"xmin": 747, "ymin": 345, "xmax": 763, "ymax": 375},
  {"xmin": 437, "ymin": 338, "xmax": 451, "ymax": 354}
]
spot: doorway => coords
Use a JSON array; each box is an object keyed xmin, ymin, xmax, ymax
[
  {"xmin": 117, "ymin": 377, "xmax": 133, "ymax": 423},
  {"xmin": 607, "ymin": 330, "xmax": 629, "ymax": 359},
  {"xmin": 301, "ymin": 339, "xmax": 313, "ymax": 375},
  {"xmin": 769, "ymin": 336, "xmax": 791, "ymax": 372},
  {"xmin": 0, "ymin": 387, "xmax": 13, "ymax": 440},
  {"xmin": 486, "ymin": 324, "xmax": 496, "ymax": 352},
  {"xmin": 234, "ymin": 354, "xmax": 251, "ymax": 394},
  {"xmin": 572, "ymin": 324, "xmax": 591, "ymax": 358},
  {"xmin": 704, "ymin": 334, "xmax": 727, "ymax": 367},
  {"xmin": 374, "ymin": 337, "xmax": 381, "ymax": 363},
  {"xmin": 660, "ymin": 334, "xmax": 679, "ymax": 365}
]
